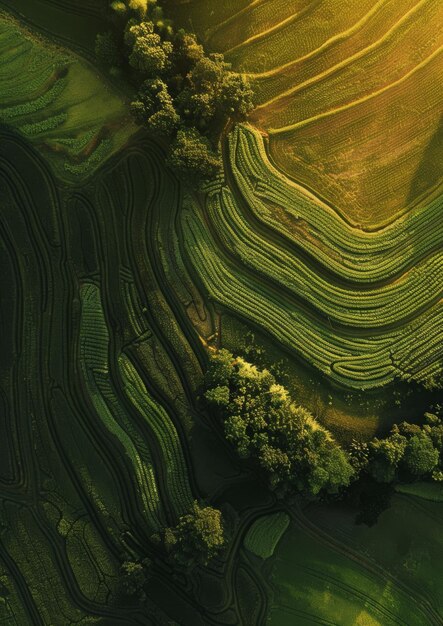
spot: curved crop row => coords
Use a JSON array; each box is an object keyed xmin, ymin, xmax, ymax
[
  {"xmin": 255, "ymin": 0, "xmax": 442, "ymax": 131},
  {"xmin": 170, "ymin": 0, "xmax": 443, "ymax": 225},
  {"xmin": 0, "ymin": 76, "xmax": 67, "ymax": 120},
  {"xmin": 182, "ymin": 199, "xmax": 443, "ymax": 389},
  {"xmin": 229, "ymin": 125, "xmax": 443, "ymax": 280},
  {"xmin": 119, "ymin": 353, "xmax": 194, "ymax": 519},
  {"xmin": 0, "ymin": 129, "xmax": 140, "ymax": 624},
  {"xmin": 206, "ymin": 185, "xmax": 443, "ymax": 328},
  {"xmin": 79, "ymin": 282, "xmax": 164, "ymax": 531}
]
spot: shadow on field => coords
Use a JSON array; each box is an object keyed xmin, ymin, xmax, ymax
[{"xmin": 407, "ymin": 114, "xmax": 443, "ymax": 206}]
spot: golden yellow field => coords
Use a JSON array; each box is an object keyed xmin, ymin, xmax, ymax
[{"xmin": 171, "ymin": 0, "xmax": 443, "ymax": 227}]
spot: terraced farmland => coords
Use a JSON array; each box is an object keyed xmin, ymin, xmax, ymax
[
  {"xmin": 180, "ymin": 124, "xmax": 443, "ymax": 390},
  {"xmin": 0, "ymin": 1, "xmax": 442, "ymax": 625},
  {"xmin": 0, "ymin": 119, "xmax": 290, "ymax": 624},
  {"xmin": 0, "ymin": 124, "xmax": 209, "ymax": 623},
  {"xmin": 170, "ymin": 0, "xmax": 443, "ymax": 227}
]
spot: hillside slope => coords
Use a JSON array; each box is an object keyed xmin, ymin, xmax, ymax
[{"xmin": 171, "ymin": 0, "xmax": 443, "ymax": 227}]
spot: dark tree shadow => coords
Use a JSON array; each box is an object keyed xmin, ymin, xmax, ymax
[{"xmin": 407, "ymin": 114, "xmax": 443, "ymax": 205}]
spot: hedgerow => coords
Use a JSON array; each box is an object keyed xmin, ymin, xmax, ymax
[
  {"xmin": 203, "ymin": 350, "xmax": 354, "ymax": 497},
  {"xmin": 204, "ymin": 350, "xmax": 443, "ymax": 523},
  {"xmin": 19, "ymin": 113, "xmax": 67, "ymax": 136},
  {"xmin": 64, "ymin": 139, "xmax": 113, "ymax": 175},
  {"xmin": 0, "ymin": 78, "xmax": 67, "ymax": 121}
]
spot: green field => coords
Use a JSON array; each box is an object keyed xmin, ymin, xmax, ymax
[
  {"xmin": 270, "ymin": 495, "xmax": 443, "ymax": 625},
  {"xmin": 243, "ymin": 512, "xmax": 290, "ymax": 559},
  {"xmin": 0, "ymin": 13, "xmax": 136, "ymax": 181},
  {"xmin": 0, "ymin": 1, "xmax": 441, "ymax": 624}
]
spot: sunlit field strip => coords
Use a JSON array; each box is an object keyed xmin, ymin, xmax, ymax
[
  {"xmin": 79, "ymin": 283, "xmax": 165, "ymax": 530},
  {"xmin": 119, "ymin": 354, "xmax": 194, "ymax": 519},
  {"xmin": 230, "ymin": 126, "xmax": 443, "ymax": 275}
]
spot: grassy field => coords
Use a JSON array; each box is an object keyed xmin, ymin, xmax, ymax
[
  {"xmin": 396, "ymin": 481, "xmax": 443, "ymax": 502},
  {"xmin": 0, "ymin": 12, "xmax": 136, "ymax": 181},
  {"xmin": 270, "ymin": 496, "xmax": 443, "ymax": 625},
  {"xmin": 170, "ymin": 0, "xmax": 443, "ymax": 228}
]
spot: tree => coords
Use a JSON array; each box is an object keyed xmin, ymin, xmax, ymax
[
  {"xmin": 367, "ymin": 432, "xmax": 407, "ymax": 483},
  {"xmin": 374, "ymin": 432, "xmax": 407, "ymax": 466},
  {"xmin": 148, "ymin": 104, "xmax": 180, "ymax": 135},
  {"xmin": 176, "ymin": 54, "xmax": 248, "ymax": 130},
  {"xmin": 258, "ymin": 444, "xmax": 291, "ymax": 488},
  {"xmin": 219, "ymin": 73, "xmax": 254, "ymax": 119},
  {"xmin": 402, "ymin": 434, "xmax": 439, "ymax": 476},
  {"xmin": 305, "ymin": 439, "xmax": 354, "ymax": 496},
  {"xmin": 204, "ymin": 384, "xmax": 230, "ymax": 407},
  {"xmin": 364, "ymin": 415, "xmax": 443, "ymax": 484},
  {"xmin": 131, "ymin": 79, "xmax": 180, "ymax": 135},
  {"xmin": 128, "ymin": 0, "xmax": 148, "ymax": 19},
  {"xmin": 125, "ymin": 21, "xmax": 172, "ymax": 76},
  {"xmin": 167, "ymin": 128, "xmax": 222, "ymax": 185},
  {"xmin": 348, "ymin": 439, "xmax": 370, "ymax": 473},
  {"xmin": 98, "ymin": 0, "xmax": 256, "ymax": 187},
  {"xmin": 187, "ymin": 54, "xmax": 228, "ymax": 92},
  {"xmin": 165, "ymin": 501, "xmax": 225, "ymax": 566},
  {"xmin": 204, "ymin": 348, "xmax": 235, "ymax": 387},
  {"xmin": 422, "ymin": 413, "xmax": 443, "ymax": 453},
  {"xmin": 172, "ymin": 29, "xmax": 204, "ymax": 75},
  {"xmin": 111, "ymin": 1, "xmax": 127, "ymax": 17},
  {"xmin": 120, "ymin": 558, "xmax": 151, "ymax": 600}
]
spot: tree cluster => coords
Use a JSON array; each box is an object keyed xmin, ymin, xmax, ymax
[
  {"xmin": 162, "ymin": 500, "xmax": 225, "ymax": 567},
  {"xmin": 203, "ymin": 350, "xmax": 443, "ymax": 506},
  {"xmin": 349, "ymin": 412, "xmax": 443, "ymax": 484},
  {"xmin": 203, "ymin": 350, "xmax": 354, "ymax": 498},
  {"xmin": 96, "ymin": 0, "xmax": 254, "ymax": 187}
]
